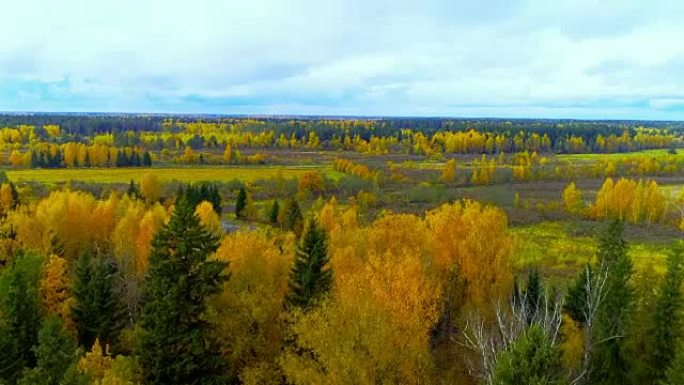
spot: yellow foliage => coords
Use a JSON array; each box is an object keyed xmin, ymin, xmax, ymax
[
  {"xmin": 195, "ymin": 201, "xmax": 222, "ymax": 235},
  {"xmin": 209, "ymin": 231, "xmax": 293, "ymax": 382},
  {"xmin": 140, "ymin": 173, "xmax": 162, "ymax": 203}
]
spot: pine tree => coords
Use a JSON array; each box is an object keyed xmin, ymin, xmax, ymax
[
  {"xmin": 491, "ymin": 325, "xmax": 565, "ymax": 385},
  {"xmin": 71, "ymin": 254, "xmax": 126, "ymax": 350},
  {"xmin": 644, "ymin": 243, "xmax": 684, "ymax": 383},
  {"xmin": 127, "ymin": 179, "xmax": 139, "ymax": 199},
  {"xmin": 235, "ymin": 187, "xmax": 247, "ymax": 219},
  {"xmin": 282, "ymin": 198, "xmax": 304, "ymax": 237},
  {"xmin": 269, "ymin": 199, "xmax": 280, "ymax": 225},
  {"xmin": 17, "ymin": 317, "xmax": 78, "ymax": 385},
  {"xmin": 0, "ymin": 266, "xmax": 41, "ymax": 381},
  {"xmin": 590, "ymin": 220, "xmax": 633, "ymax": 385},
  {"xmin": 143, "ymin": 151, "xmax": 152, "ymax": 167},
  {"xmin": 139, "ymin": 195, "xmax": 228, "ymax": 385},
  {"xmin": 287, "ymin": 218, "xmax": 331, "ymax": 309}
]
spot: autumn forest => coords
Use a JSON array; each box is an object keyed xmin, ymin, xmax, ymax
[{"xmin": 0, "ymin": 115, "xmax": 682, "ymax": 385}]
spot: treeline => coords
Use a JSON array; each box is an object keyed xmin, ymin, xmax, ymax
[
  {"xmin": 6, "ymin": 143, "xmax": 153, "ymax": 168},
  {"xmin": 0, "ymin": 117, "xmax": 681, "ymax": 159}
]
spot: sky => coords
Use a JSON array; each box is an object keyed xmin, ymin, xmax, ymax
[{"xmin": 1, "ymin": 0, "xmax": 684, "ymax": 119}]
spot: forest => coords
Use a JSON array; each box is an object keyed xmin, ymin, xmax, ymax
[{"xmin": 0, "ymin": 114, "xmax": 682, "ymax": 385}]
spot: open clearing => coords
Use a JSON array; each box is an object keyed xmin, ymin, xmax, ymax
[{"xmin": 5, "ymin": 165, "xmax": 333, "ymax": 184}]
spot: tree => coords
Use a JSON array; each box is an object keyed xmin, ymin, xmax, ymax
[
  {"xmin": 642, "ymin": 242, "xmax": 684, "ymax": 383},
  {"xmin": 590, "ymin": 220, "xmax": 632, "ymax": 385},
  {"xmin": 280, "ymin": 198, "xmax": 304, "ymax": 237},
  {"xmin": 139, "ymin": 195, "xmax": 228, "ymax": 385},
  {"xmin": 0, "ymin": 260, "xmax": 41, "ymax": 381},
  {"xmin": 286, "ymin": 218, "xmax": 331, "ymax": 310},
  {"xmin": 235, "ymin": 187, "xmax": 247, "ymax": 219},
  {"xmin": 491, "ymin": 325, "xmax": 565, "ymax": 385},
  {"xmin": 140, "ymin": 173, "xmax": 162, "ymax": 203},
  {"xmin": 441, "ymin": 158, "xmax": 456, "ymax": 183},
  {"xmin": 126, "ymin": 179, "xmax": 140, "ymax": 199},
  {"xmin": 664, "ymin": 344, "xmax": 684, "ymax": 385},
  {"xmin": 71, "ymin": 254, "xmax": 126, "ymax": 350},
  {"xmin": 563, "ymin": 182, "xmax": 584, "ymax": 214},
  {"xmin": 39, "ymin": 254, "xmax": 72, "ymax": 323},
  {"xmin": 18, "ymin": 317, "xmax": 78, "ymax": 385},
  {"xmin": 268, "ymin": 199, "xmax": 280, "ymax": 225}
]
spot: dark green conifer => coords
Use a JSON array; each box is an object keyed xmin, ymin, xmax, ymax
[
  {"xmin": 139, "ymin": 195, "xmax": 228, "ymax": 385},
  {"xmin": 235, "ymin": 187, "xmax": 247, "ymax": 219},
  {"xmin": 287, "ymin": 218, "xmax": 331, "ymax": 309}
]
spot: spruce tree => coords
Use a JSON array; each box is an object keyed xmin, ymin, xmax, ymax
[
  {"xmin": 491, "ymin": 325, "xmax": 565, "ymax": 385},
  {"xmin": 283, "ymin": 198, "xmax": 304, "ymax": 237},
  {"xmin": 287, "ymin": 218, "xmax": 331, "ymax": 309},
  {"xmin": 143, "ymin": 151, "xmax": 152, "ymax": 167},
  {"xmin": 590, "ymin": 220, "xmax": 633, "ymax": 385},
  {"xmin": 1, "ymin": 267, "xmax": 41, "ymax": 381},
  {"xmin": 17, "ymin": 317, "xmax": 78, "ymax": 385},
  {"xmin": 127, "ymin": 179, "xmax": 140, "ymax": 199},
  {"xmin": 139, "ymin": 195, "xmax": 228, "ymax": 385},
  {"xmin": 644, "ymin": 243, "xmax": 684, "ymax": 383},
  {"xmin": 235, "ymin": 187, "xmax": 247, "ymax": 219},
  {"xmin": 269, "ymin": 199, "xmax": 280, "ymax": 225},
  {"xmin": 71, "ymin": 254, "xmax": 126, "ymax": 350}
]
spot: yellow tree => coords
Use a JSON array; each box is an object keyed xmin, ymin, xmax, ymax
[
  {"xmin": 425, "ymin": 200, "xmax": 513, "ymax": 318},
  {"xmin": 209, "ymin": 231, "xmax": 294, "ymax": 385},
  {"xmin": 39, "ymin": 254, "xmax": 74, "ymax": 326},
  {"xmin": 195, "ymin": 201, "xmax": 222, "ymax": 236},
  {"xmin": 563, "ymin": 182, "xmax": 584, "ymax": 214},
  {"xmin": 441, "ymin": 159, "xmax": 456, "ymax": 183},
  {"xmin": 280, "ymin": 248, "xmax": 440, "ymax": 385},
  {"xmin": 140, "ymin": 173, "xmax": 162, "ymax": 203}
]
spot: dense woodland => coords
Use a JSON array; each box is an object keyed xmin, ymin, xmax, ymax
[{"xmin": 0, "ymin": 115, "xmax": 682, "ymax": 385}]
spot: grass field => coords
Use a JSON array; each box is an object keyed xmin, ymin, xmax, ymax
[
  {"xmin": 511, "ymin": 220, "xmax": 672, "ymax": 283},
  {"xmin": 4, "ymin": 165, "xmax": 334, "ymax": 185}
]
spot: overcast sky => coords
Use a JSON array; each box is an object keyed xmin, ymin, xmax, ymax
[{"xmin": 1, "ymin": 0, "xmax": 683, "ymax": 119}]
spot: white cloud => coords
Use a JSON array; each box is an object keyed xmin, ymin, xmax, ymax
[{"xmin": 0, "ymin": 0, "xmax": 683, "ymax": 117}]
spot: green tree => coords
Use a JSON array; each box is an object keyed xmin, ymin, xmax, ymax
[
  {"xmin": 17, "ymin": 317, "xmax": 78, "ymax": 385},
  {"xmin": 139, "ymin": 195, "xmax": 228, "ymax": 385},
  {"xmin": 268, "ymin": 199, "xmax": 280, "ymax": 225},
  {"xmin": 491, "ymin": 325, "xmax": 566, "ymax": 385},
  {"xmin": 643, "ymin": 243, "xmax": 684, "ymax": 384},
  {"xmin": 282, "ymin": 198, "xmax": 304, "ymax": 237},
  {"xmin": 664, "ymin": 344, "xmax": 684, "ymax": 385},
  {"xmin": 235, "ymin": 187, "xmax": 247, "ymax": 219},
  {"xmin": 287, "ymin": 218, "xmax": 331, "ymax": 309},
  {"xmin": 591, "ymin": 220, "xmax": 633, "ymax": 385},
  {"xmin": 0, "ymin": 264, "xmax": 41, "ymax": 383},
  {"xmin": 127, "ymin": 179, "xmax": 140, "ymax": 199},
  {"xmin": 71, "ymin": 254, "xmax": 126, "ymax": 350}
]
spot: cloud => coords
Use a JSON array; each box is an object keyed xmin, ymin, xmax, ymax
[{"xmin": 0, "ymin": 0, "xmax": 683, "ymax": 118}]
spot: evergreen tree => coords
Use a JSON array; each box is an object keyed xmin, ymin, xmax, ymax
[
  {"xmin": 269, "ymin": 199, "xmax": 280, "ymax": 225},
  {"xmin": 143, "ymin": 151, "xmax": 152, "ymax": 167},
  {"xmin": 564, "ymin": 265, "xmax": 592, "ymax": 325},
  {"xmin": 0, "ymin": 265, "xmax": 41, "ymax": 382},
  {"xmin": 17, "ymin": 317, "xmax": 78, "ymax": 385},
  {"xmin": 83, "ymin": 152, "xmax": 91, "ymax": 168},
  {"xmin": 643, "ymin": 243, "xmax": 684, "ymax": 383},
  {"xmin": 71, "ymin": 254, "xmax": 126, "ymax": 350},
  {"xmin": 287, "ymin": 218, "xmax": 332, "ymax": 309},
  {"xmin": 591, "ymin": 220, "xmax": 633, "ymax": 385},
  {"xmin": 282, "ymin": 198, "xmax": 304, "ymax": 237},
  {"xmin": 664, "ymin": 343, "xmax": 684, "ymax": 385},
  {"xmin": 139, "ymin": 195, "xmax": 228, "ymax": 385},
  {"xmin": 8, "ymin": 182, "xmax": 19, "ymax": 209},
  {"xmin": 491, "ymin": 325, "xmax": 565, "ymax": 385},
  {"xmin": 126, "ymin": 179, "xmax": 139, "ymax": 199},
  {"xmin": 235, "ymin": 187, "xmax": 247, "ymax": 219}
]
